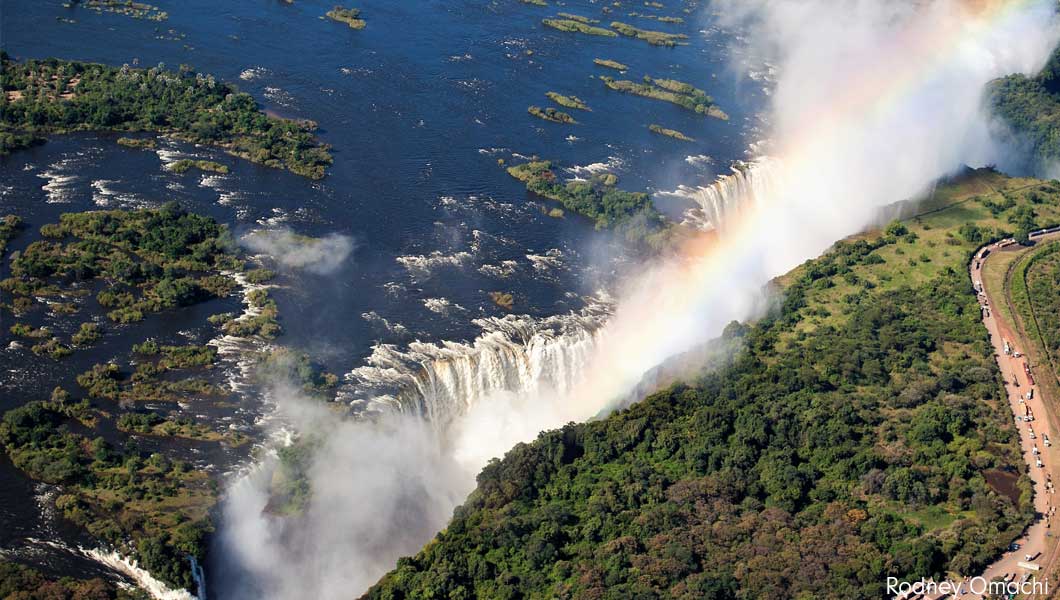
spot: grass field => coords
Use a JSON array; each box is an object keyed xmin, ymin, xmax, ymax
[{"xmin": 780, "ymin": 169, "xmax": 1058, "ymax": 344}]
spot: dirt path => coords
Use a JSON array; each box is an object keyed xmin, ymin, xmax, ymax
[{"xmin": 934, "ymin": 236, "xmax": 1060, "ymax": 598}]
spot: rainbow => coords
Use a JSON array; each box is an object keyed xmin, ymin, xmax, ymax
[
  {"xmin": 451, "ymin": 0, "xmax": 1060, "ymax": 468},
  {"xmin": 563, "ymin": 0, "xmax": 1060, "ymax": 418}
]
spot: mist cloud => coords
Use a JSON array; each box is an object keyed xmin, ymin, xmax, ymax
[
  {"xmin": 213, "ymin": 383, "xmax": 472, "ymax": 599},
  {"xmin": 241, "ymin": 228, "xmax": 356, "ymax": 274}
]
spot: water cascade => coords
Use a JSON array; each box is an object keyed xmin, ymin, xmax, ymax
[
  {"xmin": 343, "ymin": 160, "xmax": 785, "ymax": 434},
  {"xmin": 662, "ymin": 158, "xmax": 783, "ymax": 231},
  {"xmin": 344, "ymin": 301, "xmax": 612, "ymax": 434}
]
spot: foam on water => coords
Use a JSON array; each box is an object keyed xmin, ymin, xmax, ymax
[{"xmin": 396, "ymin": 250, "xmax": 473, "ymax": 280}]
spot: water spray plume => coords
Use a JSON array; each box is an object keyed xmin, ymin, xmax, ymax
[{"xmin": 216, "ymin": 1, "xmax": 1060, "ymax": 598}]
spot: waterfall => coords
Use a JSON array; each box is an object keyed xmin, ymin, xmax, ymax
[
  {"xmin": 343, "ymin": 159, "xmax": 783, "ymax": 433},
  {"xmin": 344, "ymin": 300, "xmax": 611, "ymax": 433},
  {"xmin": 81, "ymin": 548, "xmax": 198, "ymax": 600},
  {"xmin": 662, "ymin": 158, "xmax": 782, "ymax": 231},
  {"xmin": 190, "ymin": 556, "xmax": 207, "ymax": 600}
]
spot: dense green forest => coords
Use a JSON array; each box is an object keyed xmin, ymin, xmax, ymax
[
  {"xmin": 363, "ymin": 170, "xmax": 1059, "ymax": 599},
  {"xmin": 991, "ymin": 46, "xmax": 1060, "ymax": 167},
  {"xmin": 2, "ymin": 202, "xmax": 243, "ymax": 331},
  {"xmin": 0, "ymin": 54, "xmax": 332, "ymax": 178},
  {"xmin": 0, "ymin": 205, "xmax": 282, "ymax": 592},
  {"xmin": 1, "ymin": 400, "xmax": 214, "ymax": 591},
  {"xmin": 0, "ymin": 561, "xmax": 147, "ymax": 600}
]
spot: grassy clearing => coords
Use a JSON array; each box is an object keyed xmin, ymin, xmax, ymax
[{"xmin": 779, "ymin": 169, "xmax": 1057, "ymax": 344}]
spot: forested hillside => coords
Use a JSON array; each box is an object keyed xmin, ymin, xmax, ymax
[
  {"xmin": 363, "ymin": 170, "xmax": 1060, "ymax": 599},
  {"xmin": 991, "ymin": 46, "xmax": 1060, "ymax": 167}
]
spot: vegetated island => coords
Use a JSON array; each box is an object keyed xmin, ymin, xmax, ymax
[
  {"xmin": 628, "ymin": 11, "xmax": 684, "ymax": 23},
  {"xmin": 0, "ymin": 131, "xmax": 44, "ymax": 155},
  {"xmin": 545, "ymin": 91, "xmax": 590, "ymax": 111},
  {"xmin": 648, "ymin": 123, "xmax": 694, "ymax": 141},
  {"xmin": 0, "ymin": 214, "xmax": 24, "ymax": 255},
  {"xmin": 601, "ymin": 74, "xmax": 729, "ymax": 120},
  {"xmin": 0, "ymin": 204, "xmax": 302, "ymax": 596},
  {"xmin": 116, "ymin": 136, "xmax": 156, "ymax": 149},
  {"xmin": 506, "ymin": 159, "xmax": 670, "ymax": 246},
  {"xmin": 362, "ymin": 168, "xmax": 1054, "ymax": 599},
  {"xmin": 4, "ymin": 203, "xmax": 243, "ymax": 326},
  {"xmin": 168, "ymin": 158, "xmax": 231, "ymax": 174},
  {"xmin": 325, "ymin": 6, "xmax": 366, "ymax": 29},
  {"xmin": 65, "ymin": 0, "xmax": 168, "ymax": 21},
  {"xmin": 610, "ymin": 20, "xmax": 688, "ymax": 46},
  {"xmin": 0, "ymin": 54, "xmax": 333, "ymax": 179},
  {"xmin": 542, "ymin": 18, "xmax": 618, "ymax": 37},
  {"xmin": 593, "ymin": 57, "xmax": 629, "ymax": 71},
  {"xmin": 556, "ymin": 12, "xmax": 599, "ymax": 24},
  {"xmin": 0, "ymin": 205, "xmax": 260, "ymax": 593},
  {"xmin": 528, "ymin": 105, "xmax": 577, "ymax": 124}
]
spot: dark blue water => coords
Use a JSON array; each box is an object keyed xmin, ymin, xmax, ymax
[{"xmin": 0, "ymin": 0, "xmax": 765, "ymax": 590}]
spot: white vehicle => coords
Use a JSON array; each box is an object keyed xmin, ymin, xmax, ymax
[
  {"xmin": 1030, "ymin": 428, "xmax": 1037, "ymax": 439},
  {"xmin": 1027, "ymin": 389, "xmax": 1035, "ymax": 400},
  {"xmin": 1037, "ymin": 458, "xmax": 1044, "ymax": 468},
  {"xmin": 1019, "ymin": 561, "xmax": 1042, "ymax": 572},
  {"xmin": 1034, "ymin": 446, "xmax": 1040, "ymax": 455}
]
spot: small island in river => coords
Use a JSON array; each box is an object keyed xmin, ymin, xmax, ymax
[
  {"xmin": 326, "ymin": 6, "xmax": 366, "ymax": 29},
  {"xmin": 0, "ymin": 54, "xmax": 333, "ymax": 179},
  {"xmin": 649, "ymin": 123, "xmax": 694, "ymax": 141},
  {"xmin": 528, "ymin": 105, "xmax": 577, "ymax": 124},
  {"xmin": 601, "ymin": 74, "xmax": 729, "ymax": 120}
]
